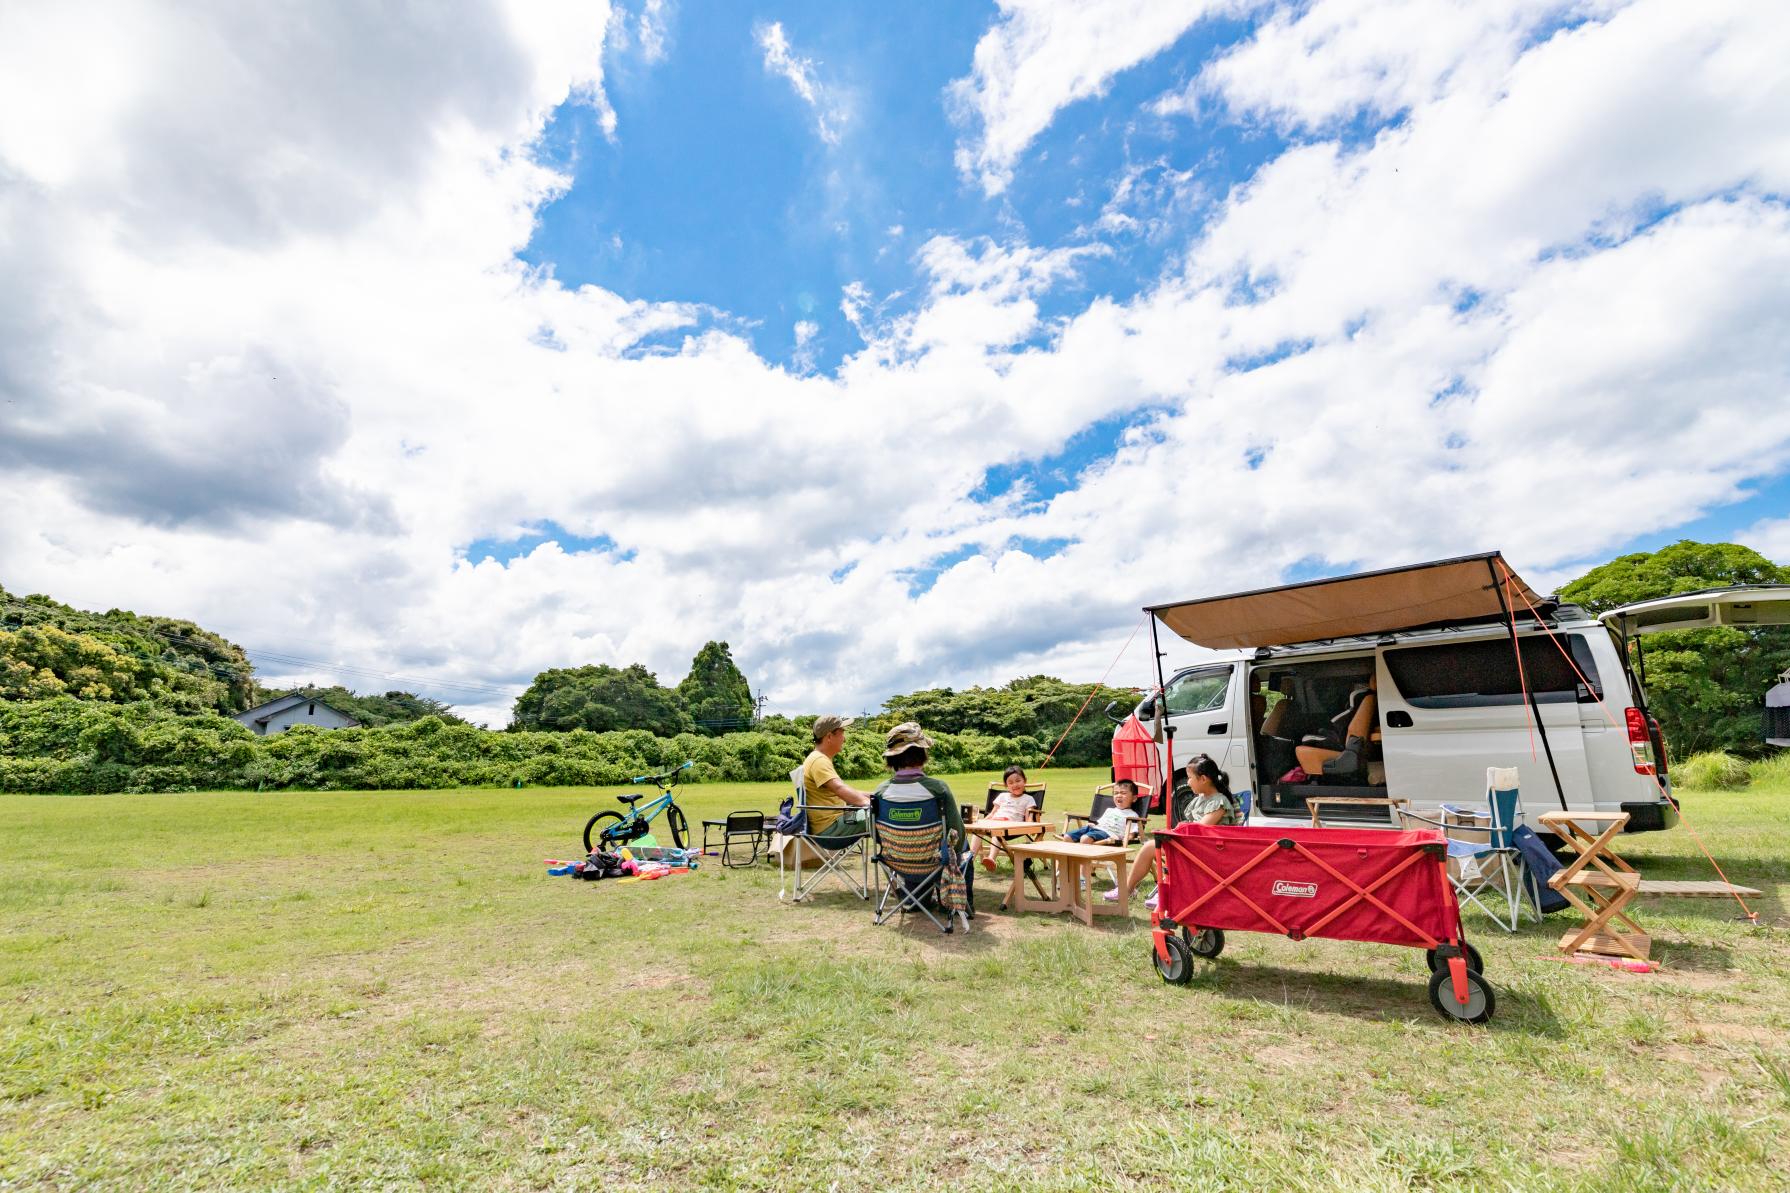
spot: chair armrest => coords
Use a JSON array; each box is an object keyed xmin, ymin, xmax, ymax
[{"xmin": 1064, "ymin": 813, "xmax": 1091, "ymax": 826}]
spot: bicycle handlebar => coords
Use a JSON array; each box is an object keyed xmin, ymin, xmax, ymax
[{"xmin": 631, "ymin": 760, "xmax": 695, "ymax": 784}]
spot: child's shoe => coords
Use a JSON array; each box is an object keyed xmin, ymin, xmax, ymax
[
  {"xmin": 981, "ymin": 857, "xmax": 997, "ymax": 872},
  {"xmin": 1143, "ymin": 891, "xmax": 1160, "ymax": 912}
]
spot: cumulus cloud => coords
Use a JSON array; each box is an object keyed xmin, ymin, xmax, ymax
[
  {"xmin": 4, "ymin": 0, "xmax": 1789, "ymax": 726},
  {"xmin": 948, "ymin": 0, "xmax": 1248, "ymax": 194},
  {"xmin": 1740, "ymin": 517, "xmax": 1790, "ymax": 567}
]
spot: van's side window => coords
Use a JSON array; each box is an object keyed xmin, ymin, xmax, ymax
[
  {"xmin": 1164, "ymin": 667, "xmax": 1231, "ymax": 715},
  {"xmin": 1384, "ymin": 636, "xmax": 1601, "ymax": 708}
]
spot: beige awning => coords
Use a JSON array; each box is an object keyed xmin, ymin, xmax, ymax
[{"xmin": 1147, "ymin": 552, "xmax": 1544, "ymax": 650}]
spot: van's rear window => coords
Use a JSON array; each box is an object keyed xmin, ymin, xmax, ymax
[{"xmin": 1384, "ymin": 635, "xmax": 1601, "ymax": 708}]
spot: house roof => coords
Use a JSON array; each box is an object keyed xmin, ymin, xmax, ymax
[{"xmin": 234, "ymin": 692, "xmax": 360, "ymax": 727}]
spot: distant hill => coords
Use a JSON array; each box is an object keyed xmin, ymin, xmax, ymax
[
  {"xmin": 0, "ymin": 583, "xmax": 457, "ymax": 724},
  {"xmin": 1, "ymin": 583, "xmax": 256, "ymax": 713}
]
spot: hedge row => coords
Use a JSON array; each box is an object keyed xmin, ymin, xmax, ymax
[{"xmin": 0, "ymin": 698, "xmax": 1065, "ymax": 794}]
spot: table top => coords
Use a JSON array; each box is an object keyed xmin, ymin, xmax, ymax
[
  {"xmin": 1007, "ymin": 839, "xmax": 1129, "ymax": 861},
  {"xmin": 966, "ymin": 819, "xmax": 1053, "ymax": 835},
  {"xmin": 1538, "ymin": 810, "xmax": 1631, "ymax": 824}
]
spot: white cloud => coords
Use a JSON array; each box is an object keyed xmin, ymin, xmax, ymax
[
  {"xmin": 947, "ymin": 0, "xmax": 1248, "ymax": 195},
  {"xmin": 4, "ymin": 0, "xmax": 1790, "ymax": 728},
  {"xmin": 755, "ymin": 20, "xmax": 844, "ymax": 145},
  {"xmin": 1740, "ymin": 517, "xmax": 1790, "ymax": 567}
]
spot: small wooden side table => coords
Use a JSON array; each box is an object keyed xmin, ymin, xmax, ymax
[
  {"xmin": 1004, "ymin": 839, "xmax": 1133, "ymax": 926},
  {"xmin": 1538, "ymin": 810, "xmax": 1649, "ymax": 962}
]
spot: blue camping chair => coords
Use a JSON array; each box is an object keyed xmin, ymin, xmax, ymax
[
  {"xmin": 777, "ymin": 765, "xmax": 875, "ymax": 903},
  {"xmin": 871, "ymin": 780, "xmax": 973, "ymax": 934},
  {"xmin": 1399, "ymin": 767, "xmax": 1537, "ymax": 932}
]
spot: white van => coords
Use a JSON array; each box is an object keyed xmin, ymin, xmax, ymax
[{"xmin": 1117, "ymin": 553, "xmax": 1790, "ymax": 835}]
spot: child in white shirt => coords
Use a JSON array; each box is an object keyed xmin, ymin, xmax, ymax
[
  {"xmin": 1064, "ymin": 780, "xmax": 1140, "ymax": 844},
  {"xmin": 979, "ymin": 765, "xmax": 1038, "ymax": 871}
]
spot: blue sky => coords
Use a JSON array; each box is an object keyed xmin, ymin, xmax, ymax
[
  {"xmin": 522, "ymin": 3, "xmax": 1276, "ymax": 376},
  {"xmin": 5, "ymin": 0, "xmax": 1790, "ymax": 724}
]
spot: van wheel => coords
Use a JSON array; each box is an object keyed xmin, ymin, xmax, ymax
[
  {"xmin": 1153, "ymin": 935, "xmax": 1193, "ymax": 985},
  {"xmin": 1427, "ymin": 967, "xmax": 1495, "ymax": 1024},
  {"xmin": 1426, "ymin": 942, "xmax": 1484, "ymax": 975},
  {"xmin": 1188, "ymin": 927, "xmax": 1225, "ymax": 959}
]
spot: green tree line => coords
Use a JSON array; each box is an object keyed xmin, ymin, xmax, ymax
[{"xmin": 4, "ymin": 538, "xmax": 1785, "ymax": 794}]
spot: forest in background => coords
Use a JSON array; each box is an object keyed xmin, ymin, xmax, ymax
[{"xmin": 2, "ymin": 538, "xmax": 1784, "ymax": 794}]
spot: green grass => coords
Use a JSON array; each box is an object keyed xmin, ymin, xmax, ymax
[{"xmin": 3, "ymin": 768, "xmax": 1788, "ymax": 1190}]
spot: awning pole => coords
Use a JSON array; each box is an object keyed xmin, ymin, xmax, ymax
[
  {"xmin": 1491, "ymin": 560, "xmax": 1568, "ymax": 812},
  {"xmin": 1149, "ymin": 612, "xmax": 1177, "ymax": 826}
]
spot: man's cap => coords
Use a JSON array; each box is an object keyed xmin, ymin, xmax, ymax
[
  {"xmin": 883, "ymin": 721, "xmax": 934, "ymax": 759},
  {"xmin": 812, "ymin": 714, "xmax": 855, "ymax": 741}
]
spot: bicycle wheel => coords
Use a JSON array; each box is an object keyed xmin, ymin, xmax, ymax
[
  {"xmin": 584, "ymin": 811, "xmax": 625, "ymax": 853},
  {"xmin": 665, "ymin": 805, "xmax": 689, "ymax": 850}
]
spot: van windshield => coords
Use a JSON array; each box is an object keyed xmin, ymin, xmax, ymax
[{"xmin": 1164, "ymin": 668, "xmax": 1230, "ymax": 714}]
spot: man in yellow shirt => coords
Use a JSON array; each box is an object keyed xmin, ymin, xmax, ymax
[{"xmin": 802, "ymin": 714, "xmax": 873, "ymax": 840}]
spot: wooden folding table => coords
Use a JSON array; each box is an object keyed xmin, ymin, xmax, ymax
[
  {"xmin": 1538, "ymin": 810, "xmax": 1650, "ymax": 962},
  {"xmin": 1003, "ymin": 839, "xmax": 1133, "ymax": 926}
]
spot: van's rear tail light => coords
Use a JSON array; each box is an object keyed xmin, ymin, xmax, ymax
[{"xmin": 1626, "ymin": 707, "xmax": 1657, "ymax": 776}]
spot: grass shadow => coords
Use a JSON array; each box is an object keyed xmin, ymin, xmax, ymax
[
  {"xmin": 1189, "ymin": 960, "xmax": 1568, "ymax": 1037},
  {"xmin": 1649, "ymin": 939, "xmax": 1736, "ymax": 972}
]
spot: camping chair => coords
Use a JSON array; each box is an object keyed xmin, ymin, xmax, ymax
[
  {"xmin": 702, "ymin": 810, "xmax": 768, "ymax": 868},
  {"xmin": 1063, "ymin": 783, "xmax": 1149, "ymax": 846},
  {"xmin": 1399, "ymin": 767, "xmax": 1537, "ymax": 932},
  {"xmin": 960, "ymin": 781, "xmax": 1047, "ymax": 828},
  {"xmin": 1065, "ymin": 782, "xmax": 1151, "ymax": 891},
  {"xmin": 777, "ymin": 765, "xmax": 875, "ymax": 903},
  {"xmin": 871, "ymin": 783, "xmax": 973, "ymax": 934}
]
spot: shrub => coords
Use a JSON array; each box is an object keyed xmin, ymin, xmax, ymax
[
  {"xmin": 0, "ymin": 697, "xmax": 1100, "ymax": 794},
  {"xmin": 1678, "ymin": 751, "xmax": 1752, "ymax": 791},
  {"xmin": 1745, "ymin": 751, "xmax": 1790, "ymax": 795}
]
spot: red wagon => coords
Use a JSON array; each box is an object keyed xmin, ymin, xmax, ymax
[{"xmin": 1149, "ymin": 822, "xmax": 1495, "ymax": 1023}]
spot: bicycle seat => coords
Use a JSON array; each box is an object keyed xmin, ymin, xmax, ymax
[{"xmin": 617, "ymin": 794, "xmax": 644, "ymax": 805}]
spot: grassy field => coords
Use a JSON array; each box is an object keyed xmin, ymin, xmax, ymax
[{"xmin": 3, "ymin": 767, "xmax": 1788, "ymax": 1190}]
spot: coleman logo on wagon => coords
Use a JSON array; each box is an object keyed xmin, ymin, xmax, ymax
[{"xmin": 1271, "ymin": 880, "xmax": 1318, "ymax": 898}]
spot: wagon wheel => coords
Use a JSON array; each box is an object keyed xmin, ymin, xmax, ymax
[
  {"xmin": 1427, "ymin": 967, "xmax": 1495, "ymax": 1024},
  {"xmin": 1187, "ymin": 927, "xmax": 1225, "ymax": 960},
  {"xmin": 1152, "ymin": 934, "xmax": 1194, "ymax": 985},
  {"xmin": 1425, "ymin": 942, "xmax": 1484, "ymax": 976}
]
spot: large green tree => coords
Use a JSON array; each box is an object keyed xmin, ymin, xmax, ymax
[
  {"xmin": 676, "ymin": 641, "xmax": 754, "ymax": 734},
  {"xmin": 287, "ymin": 685, "xmax": 466, "ymax": 727},
  {"xmin": 1560, "ymin": 540, "xmax": 1790, "ymax": 757},
  {"xmin": 509, "ymin": 663, "xmax": 692, "ymax": 734}
]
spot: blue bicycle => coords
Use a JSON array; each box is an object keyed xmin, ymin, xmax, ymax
[{"xmin": 583, "ymin": 760, "xmax": 694, "ymax": 852}]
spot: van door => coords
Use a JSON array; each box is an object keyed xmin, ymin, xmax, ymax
[
  {"xmin": 1159, "ymin": 664, "xmax": 1239, "ymax": 779},
  {"xmin": 1375, "ymin": 635, "xmax": 1598, "ymax": 815},
  {"xmin": 1602, "ymin": 586, "xmax": 1790, "ymax": 637}
]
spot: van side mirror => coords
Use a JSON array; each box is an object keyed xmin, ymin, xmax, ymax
[{"xmin": 1103, "ymin": 700, "xmax": 1127, "ymax": 724}]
